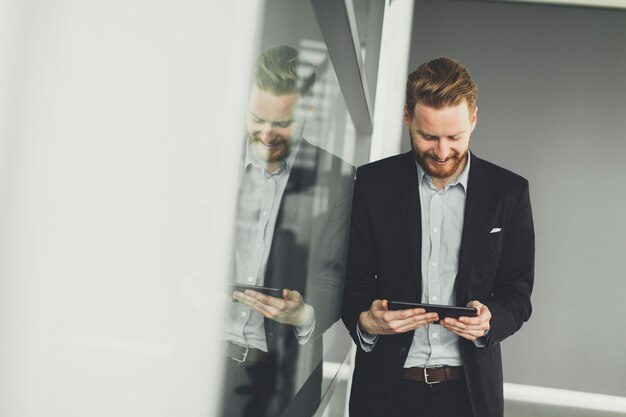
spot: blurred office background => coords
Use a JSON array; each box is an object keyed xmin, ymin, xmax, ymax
[{"xmin": 0, "ymin": 0, "xmax": 625, "ymax": 416}]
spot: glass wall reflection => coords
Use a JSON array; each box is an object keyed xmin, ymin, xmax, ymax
[
  {"xmin": 219, "ymin": 0, "xmax": 382, "ymax": 415},
  {"xmin": 221, "ymin": 43, "xmax": 354, "ymax": 417}
]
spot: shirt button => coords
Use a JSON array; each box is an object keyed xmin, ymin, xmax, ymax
[
  {"xmin": 432, "ymin": 333, "xmax": 438, "ymax": 338},
  {"xmin": 432, "ymin": 296, "xmax": 438, "ymax": 302},
  {"xmin": 262, "ymin": 210, "xmax": 268, "ymax": 217},
  {"xmin": 241, "ymin": 312, "xmax": 247, "ymax": 318},
  {"xmin": 247, "ymin": 276, "xmax": 254, "ymax": 282},
  {"xmin": 433, "ymin": 227, "xmax": 438, "ymax": 233},
  {"xmin": 431, "ymin": 262, "xmax": 437, "ymax": 267}
]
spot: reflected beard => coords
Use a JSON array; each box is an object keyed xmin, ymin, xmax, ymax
[{"xmin": 249, "ymin": 135, "xmax": 290, "ymax": 164}]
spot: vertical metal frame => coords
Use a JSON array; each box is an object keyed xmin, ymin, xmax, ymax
[{"xmin": 310, "ymin": 0, "xmax": 374, "ymax": 135}]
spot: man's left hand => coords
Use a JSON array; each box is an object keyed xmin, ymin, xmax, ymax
[
  {"xmin": 233, "ymin": 289, "xmax": 315, "ymax": 328},
  {"xmin": 440, "ymin": 300, "xmax": 491, "ymax": 341}
]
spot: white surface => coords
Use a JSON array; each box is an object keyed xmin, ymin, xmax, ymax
[
  {"xmin": 0, "ymin": 0, "xmax": 260, "ymax": 416},
  {"xmin": 505, "ymin": 383, "xmax": 626, "ymax": 413}
]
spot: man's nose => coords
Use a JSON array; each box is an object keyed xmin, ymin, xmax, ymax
[
  {"xmin": 434, "ymin": 140, "xmax": 450, "ymax": 160},
  {"xmin": 259, "ymin": 123, "xmax": 274, "ymax": 143}
]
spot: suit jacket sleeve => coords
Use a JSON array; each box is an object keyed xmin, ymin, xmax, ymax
[
  {"xmin": 341, "ymin": 167, "xmax": 379, "ymax": 349},
  {"xmin": 304, "ymin": 168, "xmax": 355, "ymax": 338}
]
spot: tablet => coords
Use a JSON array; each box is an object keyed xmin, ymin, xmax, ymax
[
  {"xmin": 388, "ymin": 301, "xmax": 477, "ymax": 321},
  {"xmin": 231, "ymin": 284, "xmax": 283, "ymax": 298}
]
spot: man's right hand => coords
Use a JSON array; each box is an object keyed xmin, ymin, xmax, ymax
[{"xmin": 358, "ymin": 299, "xmax": 439, "ymax": 335}]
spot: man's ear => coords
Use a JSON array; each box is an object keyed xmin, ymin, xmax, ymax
[
  {"xmin": 403, "ymin": 106, "xmax": 412, "ymax": 129},
  {"xmin": 470, "ymin": 105, "xmax": 478, "ymax": 131}
]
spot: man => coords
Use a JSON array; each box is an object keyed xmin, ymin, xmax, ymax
[
  {"xmin": 341, "ymin": 57, "xmax": 534, "ymax": 417},
  {"xmin": 221, "ymin": 45, "xmax": 354, "ymax": 417}
]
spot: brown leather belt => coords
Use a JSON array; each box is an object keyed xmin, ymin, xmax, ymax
[
  {"xmin": 226, "ymin": 341, "xmax": 273, "ymax": 364},
  {"xmin": 401, "ymin": 366, "xmax": 464, "ymax": 385}
]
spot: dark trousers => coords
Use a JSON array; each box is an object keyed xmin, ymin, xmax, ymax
[
  {"xmin": 220, "ymin": 357, "xmax": 283, "ymax": 417},
  {"xmin": 220, "ymin": 355, "xmax": 323, "ymax": 417},
  {"xmin": 389, "ymin": 378, "xmax": 474, "ymax": 417}
]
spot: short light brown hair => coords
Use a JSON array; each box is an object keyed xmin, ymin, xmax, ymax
[
  {"xmin": 405, "ymin": 57, "xmax": 477, "ymax": 116},
  {"xmin": 254, "ymin": 45, "xmax": 315, "ymax": 96}
]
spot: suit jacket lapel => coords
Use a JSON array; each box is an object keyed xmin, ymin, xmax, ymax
[
  {"xmin": 399, "ymin": 152, "xmax": 423, "ymax": 293},
  {"xmin": 457, "ymin": 153, "xmax": 489, "ymax": 302},
  {"xmin": 264, "ymin": 141, "xmax": 315, "ymax": 285}
]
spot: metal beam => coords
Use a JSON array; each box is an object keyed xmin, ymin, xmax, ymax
[{"xmin": 310, "ymin": 0, "xmax": 374, "ymax": 135}]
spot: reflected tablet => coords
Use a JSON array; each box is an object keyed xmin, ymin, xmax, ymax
[
  {"xmin": 388, "ymin": 301, "xmax": 477, "ymax": 320},
  {"xmin": 231, "ymin": 284, "xmax": 283, "ymax": 298}
]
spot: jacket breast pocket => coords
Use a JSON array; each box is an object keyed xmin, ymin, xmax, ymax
[{"xmin": 474, "ymin": 231, "xmax": 504, "ymax": 279}]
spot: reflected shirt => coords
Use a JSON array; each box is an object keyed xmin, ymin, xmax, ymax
[{"xmin": 227, "ymin": 139, "xmax": 313, "ymax": 352}]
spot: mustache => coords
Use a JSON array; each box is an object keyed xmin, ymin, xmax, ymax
[
  {"xmin": 425, "ymin": 151, "xmax": 460, "ymax": 162},
  {"xmin": 249, "ymin": 134, "xmax": 288, "ymax": 146}
]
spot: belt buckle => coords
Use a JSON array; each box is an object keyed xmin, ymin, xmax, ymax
[
  {"xmin": 423, "ymin": 365, "xmax": 443, "ymax": 385},
  {"xmin": 230, "ymin": 341, "xmax": 249, "ymax": 364}
]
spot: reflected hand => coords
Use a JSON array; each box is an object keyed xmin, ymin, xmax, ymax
[
  {"xmin": 440, "ymin": 300, "xmax": 491, "ymax": 341},
  {"xmin": 233, "ymin": 289, "xmax": 315, "ymax": 328},
  {"xmin": 358, "ymin": 299, "xmax": 439, "ymax": 335}
]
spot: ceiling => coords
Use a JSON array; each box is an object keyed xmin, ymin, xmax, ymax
[{"xmin": 498, "ymin": 0, "xmax": 626, "ymax": 9}]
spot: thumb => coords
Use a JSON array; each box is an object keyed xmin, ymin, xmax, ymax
[
  {"xmin": 466, "ymin": 300, "xmax": 483, "ymax": 313},
  {"xmin": 372, "ymin": 299, "xmax": 388, "ymax": 311},
  {"xmin": 284, "ymin": 289, "xmax": 302, "ymax": 302}
]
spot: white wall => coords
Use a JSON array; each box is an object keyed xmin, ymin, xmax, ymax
[
  {"xmin": 0, "ymin": 1, "xmax": 260, "ymax": 416},
  {"xmin": 409, "ymin": 0, "xmax": 626, "ymax": 398}
]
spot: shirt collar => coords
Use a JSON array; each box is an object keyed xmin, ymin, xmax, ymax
[{"xmin": 415, "ymin": 150, "xmax": 471, "ymax": 193}]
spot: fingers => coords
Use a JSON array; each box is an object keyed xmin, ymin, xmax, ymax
[
  {"xmin": 376, "ymin": 311, "xmax": 438, "ymax": 335},
  {"xmin": 391, "ymin": 313, "xmax": 439, "ymax": 333},
  {"xmin": 440, "ymin": 317, "xmax": 490, "ymax": 341},
  {"xmin": 233, "ymin": 289, "xmax": 305, "ymax": 323},
  {"xmin": 441, "ymin": 302, "xmax": 490, "ymax": 340},
  {"xmin": 233, "ymin": 290, "xmax": 284, "ymax": 317},
  {"xmin": 361, "ymin": 299, "xmax": 439, "ymax": 335}
]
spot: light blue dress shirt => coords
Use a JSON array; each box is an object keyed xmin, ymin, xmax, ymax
[
  {"xmin": 358, "ymin": 153, "xmax": 483, "ymax": 365},
  {"xmin": 227, "ymin": 140, "xmax": 314, "ymax": 351}
]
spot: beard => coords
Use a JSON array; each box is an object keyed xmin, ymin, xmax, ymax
[
  {"xmin": 248, "ymin": 133, "xmax": 291, "ymax": 164},
  {"xmin": 410, "ymin": 132, "xmax": 469, "ymax": 179}
]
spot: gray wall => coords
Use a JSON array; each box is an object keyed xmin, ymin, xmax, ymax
[{"xmin": 409, "ymin": 0, "xmax": 626, "ymax": 397}]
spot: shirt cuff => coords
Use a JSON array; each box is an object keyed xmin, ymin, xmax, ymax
[
  {"xmin": 356, "ymin": 323, "xmax": 378, "ymax": 352},
  {"xmin": 472, "ymin": 329, "xmax": 489, "ymax": 348},
  {"xmin": 294, "ymin": 319, "xmax": 316, "ymax": 345}
]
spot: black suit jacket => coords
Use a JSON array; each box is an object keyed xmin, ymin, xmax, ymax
[
  {"xmin": 341, "ymin": 151, "xmax": 534, "ymax": 417},
  {"xmin": 260, "ymin": 139, "xmax": 354, "ymax": 416}
]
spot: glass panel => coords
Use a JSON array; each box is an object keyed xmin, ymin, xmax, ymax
[{"xmin": 217, "ymin": 0, "xmax": 381, "ymax": 416}]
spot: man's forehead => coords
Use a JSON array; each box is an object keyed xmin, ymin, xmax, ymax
[
  {"xmin": 250, "ymin": 85, "xmax": 300, "ymax": 102},
  {"xmin": 411, "ymin": 100, "xmax": 473, "ymax": 115},
  {"xmin": 248, "ymin": 87, "xmax": 305, "ymax": 119}
]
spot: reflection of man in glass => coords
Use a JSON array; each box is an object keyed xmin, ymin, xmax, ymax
[{"xmin": 221, "ymin": 45, "xmax": 354, "ymax": 417}]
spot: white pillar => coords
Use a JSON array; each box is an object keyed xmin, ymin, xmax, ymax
[{"xmin": 369, "ymin": 0, "xmax": 414, "ymax": 162}]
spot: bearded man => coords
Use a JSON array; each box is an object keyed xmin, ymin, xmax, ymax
[
  {"xmin": 341, "ymin": 57, "xmax": 535, "ymax": 417},
  {"xmin": 221, "ymin": 45, "xmax": 354, "ymax": 417}
]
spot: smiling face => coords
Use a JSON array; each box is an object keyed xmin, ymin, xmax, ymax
[
  {"xmin": 246, "ymin": 85, "xmax": 301, "ymax": 172},
  {"xmin": 404, "ymin": 101, "xmax": 477, "ymax": 188}
]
